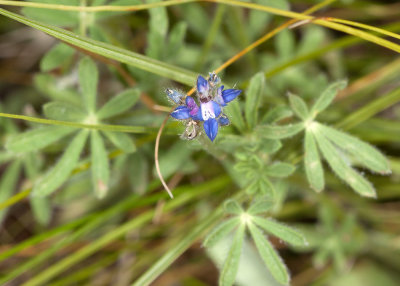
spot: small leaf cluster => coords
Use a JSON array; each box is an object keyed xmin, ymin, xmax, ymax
[
  {"xmin": 204, "ymin": 198, "xmax": 308, "ymax": 286},
  {"xmin": 6, "ymin": 57, "xmax": 139, "ymax": 199},
  {"xmin": 259, "ymin": 81, "xmax": 391, "ymax": 197}
]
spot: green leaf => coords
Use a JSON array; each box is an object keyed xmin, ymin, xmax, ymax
[
  {"xmin": 247, "ymin": 198, "xmax": 274, "ymax": 215},
  {"xmin": 245, "ymin": 72, "xmax": 265, "ymax": 130},
  {"xmin": 288, "ymin": 93, "xmax": 309, "ymax": 120},
  {"xmin": 219, "ymin": 224, "xmax": 245, "ymax": 286},
  {"xmin": 248, "ymin": 223, "xmax": 289, "ymax": 285},
  {"xmin": 91, "ymin": 130, "xmax": 110, "ymax": 198},
  {"xmin": 314, "ymin": 127, "xmax": 376, "ymax": 198},
  {"xmin": 253, "ymin": 216, "xmax": 307, "ymax": 247},
  {"xmin": 166, "ymin": 22, "xmax": 187, "ymax": 58},
  {"xmin": 127, "ymin": 153, "xmax": 149, "ymax": 194},
  {"xmin": 97, "ymin": 88, "xmax": 140, "ymax": 120},
  {"xmin": 265, "ymin": 162, "xmax": 296, "ymax": 178},
  {"xmin": 22, "ymin": 0, "xmax": 79, "ymax": 27},
  {"xmin": 0, "ymin": 8, "xmax": 198, "ymax": 86},
  {"xmin": 203, "ymin": 217, "xmax": 240, "ymax": 248},
  {"xmin": 6, "ymin": 126, "xmax": 75, "ymax": 153},
  {"xmin": 225, "ymin": 100, "xmax": 246, "ymax": 132},
  {"xmin": 257, "ymin": 122, "xmax": 304, "ymax": 139},
  {"xmin": 32, "ymin": 130, "xmax": 89, "ymax": 197},
  {"xmin": 259, "ymin": 177, "xmax": 276, "ymax": 196},
  {"xmin": 43, "ymin": 102, "xmax": 87, "ymax": 122},
  {"xmin": 261, "ymin": 105, "xmax": 293, "ymax": 124},
  {"xmin": 304, "ymin": 130, "xmax": 324, "ymax": 192},
  {"xmin": 155, "ymin": 141, "xmax": 193, "ymax": 178},
  {"xmin": 0, "ymin": 160, "xmax": 22, "ymax": 223},
  {"xmin": 146, "ymin": 0, "xmax": 169, "ymax": 59},
  {"xmin": 317, "ymin": 124, "xmax": 390, "ymax": 174},
  {"xmin": 79, "ymin": 57, "xmax": 98, "ymax": 113},
  {"xmin": 40, "ymin": 42, "xmax": 75, "ymax": 72},
  {"xmin": 311, "ymin": 80, "xmax": 347, "ymax": 116},
  {"xmin": 224, "ymin": 200, "xmax": 243, "ymax": 215},
  {"xmin": 30, "ymin": 197, "xmax": 52, "ymax": 226},
  {"xmin": 34, "ymin": 74, "xmax": 81, "ymax": 105},
  {"xmin": 103, "ymin": 131, "xmax": 136, "ymax": 153},
  {"xmin": 275, "ymin": 28, "xmax": 295, "ymax": 61}
]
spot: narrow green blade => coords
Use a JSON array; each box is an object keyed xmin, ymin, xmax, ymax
[
  {"xmin": 32, "ymin": 130, "xmax": 88, "ymax": 197},
  {"xmin": 30, "ymin": 197, "xmax": 52, "ymax": 226},
  {"xmin": 0, "ymin": 8, "xmax": 198, "ymax": 86},
  {"xmin": 0, "ymin": 160, "xmax": 22, "ymax": 223}
]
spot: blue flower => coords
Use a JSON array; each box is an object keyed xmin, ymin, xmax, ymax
[{"xmin": 167, "ymin": 73, "xmax": 242, "ymax": 142}]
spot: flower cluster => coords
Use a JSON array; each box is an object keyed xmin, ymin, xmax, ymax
[{"xmin": 166, "ymin": 73, "xmax": 242, "ymax": 141}]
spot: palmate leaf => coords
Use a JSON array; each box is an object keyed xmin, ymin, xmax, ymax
[
  {"xmin": 288, "ymin": 93, "xmax": 309, "ymax": 121},
  {"xmin": 261, "ymin": 106, "xmax": 293, "ymax": 124},
  {"xmin": 257, "ymin": 122, "xmax": 304, "ymax": 139},
  {"xmin": 203, "ymin": 217, "xmax": 240, "ymax": 248},
  {"xmin": 313, "ymin": 127, "xmax": 376, "ymax": 198},
  {"xmin": 97, "ymin": 88, "xmax": 140, "ymax": 120},
  {"xmin": 40, "ymin": 42, "xmax": 75, "ymax": 72},
  {"xmin": 6, "ymin": 126, "xmax": 75, "ymax": 153},
  {"xmin": 0, "ymin": 8, "xmax": 198, "ymax": 86},
  {"xmin": 0, "ymin": 160, "xmax": 22, "ymax": 223},
  {"xmin": 219, "ymin": 224, "xmax": 246, "ymax": 286},
  {"xmin": 245, "ymin": 72, "xmax": 265, "ymax": 130},
  {"xmin": 252, "ymin": 216, "xmax": 307, "ymax": 247},
  {"xmin": 79, "ymin": 57, "xmax": 98, "ymax": 113},
  {"xmin": 265, "ymin": 162, "xmax": 295, "ymax": 178},
  {"xmin": 224, "ymin": 199, "xmax": 244, "ymax": 215},
  {"xmin": 310, "ymin": 80, "xmax": 347, "ymax": 116},
  {"xmin": 43, "ymin": 102, "xmax": 87, "ymax": 122},
  {"xmin": 248, "ymin": 223, "xmax": 289, "ymax": 285},
  {"xmin": 90, "ymin": 130, "xmax": 110, "ymax": 198},
  {"xmin": 225, "ymin": 100, "xmax": 246, "ymax": 133},
  {"xmin": 317, "ymin": 123, "xmax": 390, "ymax": 174},
  {"xmin": 103, "ymin": 131, "xmax": 136, "ymax": 153},
  {"xmin": 304, "ymin": 130, "xmax": 324, "ymax": 192},
  {"xmin": 247, "ymin": 198, "xmax": 274, "ymax": 215},
  {"xmin": 32, "ymin": 130, "xmax": 89, "ymax": 197}
]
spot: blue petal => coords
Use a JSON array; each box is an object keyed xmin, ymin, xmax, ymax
[
  {"xmin": 191, "ymin": 108, "xmax": 203, "ymax": 121},
  {"xmin": 170, "ymin": 106, "xmax": 190, "ymax": 120},
  {"xmin": 203, "ymin": 118, "xmax": 218, "ymax": 142},
  {"xmin": 222, "ymin": 89, "xmax": 242, "ymax": 103},
  {"xmin": 212, "ymin": 101, "xmax": 222, "ymax": 117},
  {"xmin": 218, "ymin": 114, "xmax": 230, "ymax": 126},
  {"xmin": 197, "ymin": 75, "xmax": 209, "ymax": 94}
]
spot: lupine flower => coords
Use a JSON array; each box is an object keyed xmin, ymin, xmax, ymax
[{"xmin": 167, "ymin": 73, "xmax": 242, "ymax": 141}]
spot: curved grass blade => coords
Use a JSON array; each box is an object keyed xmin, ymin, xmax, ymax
[{"xmin": 0, "ymin": 8, "xmax": 198, "ymax": 86}]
